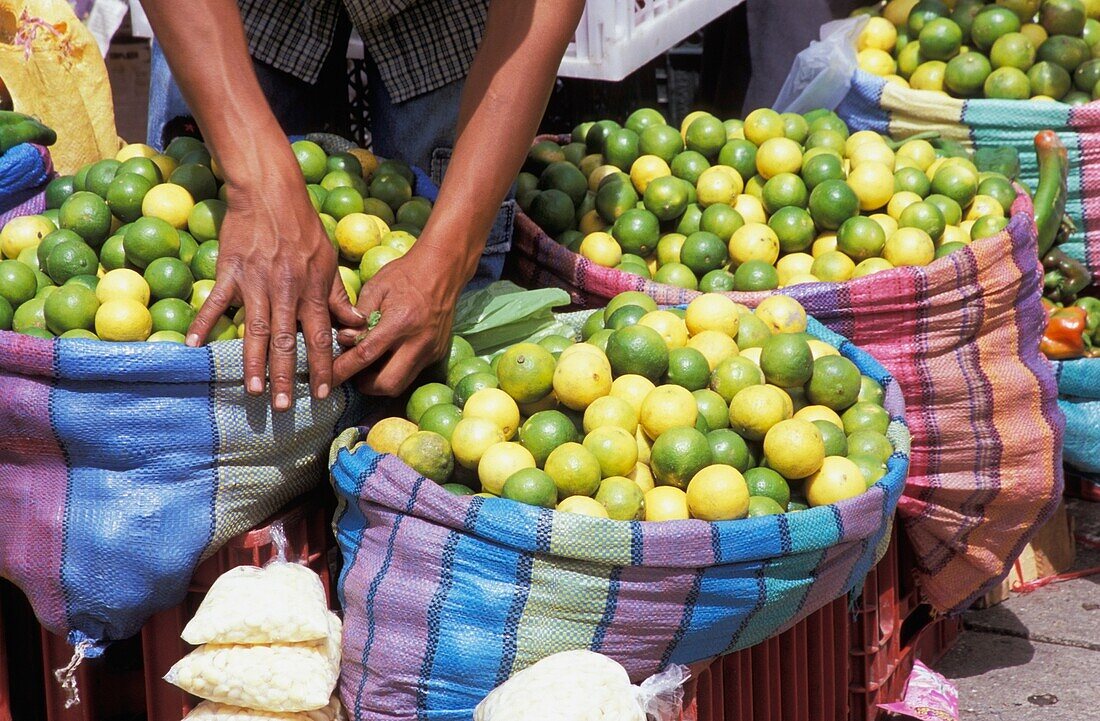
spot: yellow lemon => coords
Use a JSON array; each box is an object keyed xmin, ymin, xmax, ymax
[
  {"xmin": 728, "ymin": 384, "xmax": 792, "ymax": 441},
  {"xmin": 96, "ymin": 268, "xmax": 151, "ymax": 305},
  {"xmin": 150, "ymin": 154, "xmax": 179, "ymax": 180},
  {"xmin": 857, "ymin": 48, "xmax": 897, "ymax": 76},
  {"xmin": 579, "ymin": 231, "xmax": 623, "ymax": 268},
  {"xmin": 590, "ymin": 164, "xmax": 622, "ymax": 193},
  {"xmin": 848, "ymin": 142, "xmax": 895, "ymax": 170},
  {"xmin": 794, "ymin": 404, "xmax": 845, "ymax": 428},
  {"xmin": 754, "ymin": 295, "xmax": 808, "ymax": 333},
  {"xmin": 806, "ymin": 339, "xmax": 841, "ymax": 360},
  {"xmin": 858, "ymin": 16, "xmax": 898, "ymax": 52},
  {"xmin": 477, "ymin": 441, "xmax": 536, "ymax": 495},
  {"xmin": 578, "ymin": 209, "xmax": 608, "ymax": 235},
  {"xmin": 553, "ymin": 347, "xmax": 613, "ymax": 410},
  {"xmin": 852, "ymin": 257, "xmax": 894, "ymax": 278},
  {"xmin": 883, "ymin": 227, "xmax": 935, "ymax": 267},
  {"xmin": 755, "ymin": 137, "xmax": 803, "ymax": 179},
  {"xmin": 115, "ymin": 143, "xmax": 158, "ymax": 162},
  {"xmin": 733, "ymin": 194, "xmax": 767, "ymax": 224},
  {"xmin": 94, "ymin": 299, "xmax": 153, "ymax": 341},
  {"xmin": 451, "ymin": 417, "xmax": 507, "ymax": 469},
  {"xmin": 869, "ymin": 213, "xmax": 899, "ymax": 239},
  {"xmin": 896, "ymin": 139, "xmax": 936, "ymax": 171},
  {"xmin": 557, "ymin": 495, "xmax": 610, "ymax": 518},
  {"xmin": 630, "ymin": 155, "xmax": 672, "ymax": 194},
  {"xmin": 847, "ymin": 162, "xmax": 894, "ymax": 211},
  {"xmin": 629, "ymin": 462, "xmax": 655, "ymax": 492},
  {"xmin": 763, "ymin": 418, "xmax": 825, "ymax": 479},
  {"xmin": 776, "ymin": 253, "xmax": 815, "ymax": 286},
  {"xmin": 786, "ymin": 273, "xmax": 822, "ymax": 286},
  {"xmin": 685, "ymin": 293, "xmax": 742, "ymax": 337},
  {"xmin": 464, "ymin": 388, "xmax": 521, "ymax": 440},
  {"xmin": 696, "ymin": 166, "xmax": 743, "ymax": 207},
  {"xmin": 965, "ymin": 195, "xmax": 1005, "ymax": 221},
  {"xmin": 583, "ymin": 426, "xmax": 639, "ymax": 478},
  {"xmin": 686, "ymin": 330, "xmax": 739, "ymax": 370},
  {"xmin": 685, "ymin": 465, "xmax": 749, "ymax": 521},
  {"xmin": 644, "ymin": 486, "xmax": 690, "ymax": 521},
  {"xmin": 887, "ymin": 191, "xmax": 923, "ymax": 220},
  {"xmin": 1, "ymin": 215, "xmax": 53, "ymax": 259},
  {"xmin": 142, "ymin": 183, "xmax": 195, "ymax": 229},
  {"xmin": 638, "ymin": 310, "xmax": 689, "ymax": 349},
  {"xmin": 636, "ymin": 426, "xmax": 653, "ymax": 465},
  {"xmin": 640, "ymin": 384, "xmax": 698, "ymax": 439},
  {"xmin": 812, "ymin": 233, "xmax": 838, "ymax": 257},
  {"xmin": 728, "ymin": 223, "xmax": 780, "ymax": 266},
  {"xmin": 365, "ymin": 417, "xmax": 418, "ymax": 455},
  {"xmin": 804, "ymin": 456, "xmax": 867, "ymax": 507},
  {"xmin": 583, "ymin": 394, "xmax": 639, "ymax": 433},
  {"xmin": 335, "ymin": 213, "xmax": 381, "ymax": 261},
  {"xmin": 610, "ymin": 374, "xmax": 657, "ymax": 415},
  {"xmin": 940, "ymin": 225, "xmax": 970, "ymax": 246}
]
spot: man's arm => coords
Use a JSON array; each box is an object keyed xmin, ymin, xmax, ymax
[
  {"xmin": 332, "ymin": 0, "xmax": 585, "ymax": 394},
  {"xmin": 139, "ymin": 1, "xmax": 361, "ymax": 410}
]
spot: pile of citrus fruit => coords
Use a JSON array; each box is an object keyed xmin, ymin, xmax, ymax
[
  {"xmin": 0, "ymin": 136, "xmax": 431, "ymax": 341},
  {"xmin": 519, "ymin": 106, "xmax": 1015, "ymax": 291},
  {"xmin": 363, "ymin": 292, "xmax": 895, "ymax": 521},
  {"xmin": 854, "ymin": 0, "xmax": 1100, "ymax": 103}
]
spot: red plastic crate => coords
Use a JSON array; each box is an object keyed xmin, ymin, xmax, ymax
[{"xmin": 3, "ymin": 489, "xmax": 336, "ymax": 721}]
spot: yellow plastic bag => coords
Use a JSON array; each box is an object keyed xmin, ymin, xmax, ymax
[{"xmin": 0, "ymin": 0, "xmax": 118, "ymax": 172}]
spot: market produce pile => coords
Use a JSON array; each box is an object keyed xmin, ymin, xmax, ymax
[
  {"xmin": 854, "ymin": 0, "xmax": 1100, "ymax": 103},
  {"xmin": 518, "ymin": 105, "xmax": 1018, "ymax": 291},
  {"xmin": 0, "ymin": 136, "xmax": 431, "ymax": 341},
  {"xmin": 366, "ymin": 291, "xmax": 896, "ymax": 521}
]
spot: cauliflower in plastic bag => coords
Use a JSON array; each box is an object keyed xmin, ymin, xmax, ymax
[
  {"xmin": 182, "ymin": 562, "xmax": 330, "ymax": 646},
  {"xmin": 166, "ymin": 612, "xmax": 342, "ymax": 713},
  {"xmin": 183, "ymin": 696, "xmax": 346, "ymax": 721},
  {"xmin": 474, "ymin": 650, "xmax": 688, "ymax": 721}
]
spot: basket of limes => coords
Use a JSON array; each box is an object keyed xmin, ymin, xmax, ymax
[{"xmin": 328, "ymin": 291, "xmax": 909, "ymax": 720}]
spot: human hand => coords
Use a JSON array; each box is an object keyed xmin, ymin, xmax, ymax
[
  {"xmin": 332, "ymin": 246, "xmax": 468, "ymax": 396},
  {"xmin": 186, "ymin": 174, "xmax": 363, "ymax": 411}
]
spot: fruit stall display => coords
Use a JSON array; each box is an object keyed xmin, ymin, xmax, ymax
[
  {"xmin": 366, "ymin": 292, "xmax": 898, "ymax": 519},
  {"xmin": 0, "ymin": 136, "xmax": 431, "ymax": 342}
]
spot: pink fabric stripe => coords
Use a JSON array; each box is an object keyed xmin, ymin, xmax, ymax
[
  {"xmin": 0, "ymin": 368, "xmax": 67, "ymax": 631},
  {"xmin": 0, "ymin": 332, "xmax": 56, "ymax": 377},
  {"xmin": 340, "ymin": 503, "xmax": 445, "ymax": 717},
  {"xmin": 1069, "ymin": 105, "xmax": 1100, "ymax": 272}
]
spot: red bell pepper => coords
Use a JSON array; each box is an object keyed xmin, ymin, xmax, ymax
[{"xmin": 1040, "ymin": 306, "xmax": 1089, "ymax": 360}]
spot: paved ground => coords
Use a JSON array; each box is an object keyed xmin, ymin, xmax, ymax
[{"xmin": 935, "ymin": 499, "xmax": 1100, "ymax": 721}]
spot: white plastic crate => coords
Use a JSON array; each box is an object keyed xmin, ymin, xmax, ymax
[{"xmin": 559, "ymin": 0, "xmax": 743, "ymax": 82}]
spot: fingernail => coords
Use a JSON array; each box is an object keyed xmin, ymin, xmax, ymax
[
  {"xmin": 352, "ymin": 308, "xmax": 366, "ymax": 319},
  {"xmin": 248, "ymin": 377, "xmax": 263, "ymax": 394},
  {"xmin": 275, "ymin": 393, "xmax": 290, "ymax": 410},
  {"xmin": 186, "ymin": 334, "xmax": 200, "ymax": 347},
  {"xmin": 317, "ymin": 383, "xmax": 330, "ymax": 399}
]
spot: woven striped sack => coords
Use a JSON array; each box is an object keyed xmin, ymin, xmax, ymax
[
  {"xmin": 328, "ymin": 315, "xmax": 909, "ymax": 721},
  {"xmin": 511, "ymin": 189, "xmax": 1062, "ymax": 614},
  {"xmin": 774, "ymin": 16, "xmax": 1100, "ymax": 275},
  {"xmin": 0, "ymin": 332, "xmax": 366, "ymax": 661},
  {"xmin": 0, "ymin": 142, "xmax": 51, "ymax": 221},
  {"xmin": 1053, "ymin": 358, "xmax": 1100, "ymax": 488}
]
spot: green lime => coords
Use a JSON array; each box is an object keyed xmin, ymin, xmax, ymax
[
  {"xmin": 899, "ymin": 200, "xmax": 947, "ymax": 242},
  {"xmin": 84, "ymin": 159, "xmax": 121, "ymax": 198},
  {"xmin": 651, "ymin": 426, "xmax": 713, "ymax": 490},
  {"xmin": 806, "ymin": 130, "xmax": 846, "ymax": 155},
  {"xmin": 585, "ymin": 120, "xmax": 621, "ymax": 155},
  {"xmin": 743, "ymin": 466, "xmax": 791, "ymax": 509},
  {"xmin": 680, "ymin": 231, "xmax": 729, "ymax": 276},
  {"xmin": 144, "ymin": 256, "xmax": 194, "ymax": 301},
  {"xmin": 670, "ymin": 150, "xmax": 711, "ymax": 185},
  {"xmin": 603, "ymin": 128, "xmax": 641, "ymax": 171},
  {"xmin": 760, "ymin": 333, "xmax": 814, "ymax": 388},
  {"xmin": 59, "ymin": 191, "xmax": 112, "ymax": 248},
  {"xmin": 762, "ymin": 172, "xmax": 809, "ymax": 214},
  {"xmin": 813, "ymin": 419, "xmax": 849, "ymax": 457},
  {"xmin": 736, "ymin": 312, "xmax": 773, "ymax": 349},
  {"xmin": 1041, "ymin": 0, "xmax": 1087, "ymax": 36},
  {"xmin": 370, "ymin": 172, "xmax": 414, "ymax": 211},
  {"xmin": 98, "ymin": 234, "xmax": 127, "ymax": 271},
  {"xmin": 990, "ymin": 32, "xmax": 1037, "ymax": 70},
  {"xmin": 800, "ymin": 152, "xmax": 845, "ymax": 190},
  {"xmin": 920, "ymin": 18, "xmax": 964, "ymax": 60},
  {"xmin": 733, "ymin": 259, "xmax": 780, "ymax": 291},
  {"xmin": 807, "ymin": 112, "xmax": 849, "ymax": 138},
  {"xmin": 978, "ymin": 176, "xmax": 1017, "ymax": 214},
  {"xmin": 642, "ymin": 176, "xmax": 689, "ymax": 221},
  {"xmin": 169, "ymin": 163, "xmax": 217, "ymax": 201},
  {"xmin": 291, "ymin": 140, "xmax": 328, "ymax": 184},
  {"xmin": 841, "ymin": 401, "xmax": 891, "ymax": 435},
  {"xmin": 849, "ymin": 454, "xmax": 888, "ymax": 487},
  {"xmin": 699, "ymin": 268, "xmax": 737, "ymax": 292},
  {"xmin": 165, "ymin": 136, "xmax": 207, "ymax": 162},
  {"xmin": 407, "ymin": 382, "xmax": 455, "ymax": 423},
  {"xmin": 396, "ymin": 197, "xmax": 432, "ymax": 229},
  {"xmin": 858, "ymin": 375, "xmax": 886, "ymax": 405},
  {"xmin": 531, "ymin": 189, "xmax": 577, "ymax": 235},
  {"xmin": 496, "ymin": 342, "xmax": 555, "ymax": 404},
  {"xmin": 710, "ymin": 355, "xmax": 764, "ymax": 403},
  {"xmin": 931, "ymin": 165, "xmax": 979, "ymax": 208},
  {"xmin": 452, "ymin": 371, "xmax": 499, "ymax": 410},
  {"xmin": 190, "ymin": 239, "xmax": 219, "ymax": 280},
  {"xmin": 925, "ymin": 194, "xmax": 964, "ymax": 225},
  {"xmin": 611, "ymin": 208, "xmax": 660, "ymax": 256},
  {"xmin": 934, "ymin": 241, "xmax": 966, "ymax": 258},
  {"xmin": 562, "ymin": 142, "xmax": 586, "ymax": 167},
  {"xmin": 322, "ymin": 186, "xmax": 365, "ymax": 220},
  {"xmin": 666, "ymin": 347, "xmax": 712, "ymax": 391},
  {"xmin": 685, "ymin": 114, "xmax": 728, "ymax": 159},
  {"xmin": 1076, "ymin": 57, "xmax": 1100, "ymax": 90},
  {"xmin": 848, "ymin": 429, "xmax": 895, "ymax": 463},
  {"xmin": 187, "ymin": 199, "xmax": 226, "ymax": 242},
  {"xmin": 769, "ymin": 206, "xmax": 816, "ymax": 253},
  {"xmin": 328, "ymin": 152, "xmax": 364, "ymax": 178},
  {"xmin": 970, "ymin": 6, "xmax": 1022, "ymax": 51},
  {"xmin": 806, "ymin": 355, "xmax": 862, "ymax": 410},
  {"xmin": 836, "ymin": 215, "xmax": 887, "ymax": 261},
  {"xmin": 0, "ymin": 259, "xmax": 38, "ymax": 307},
  {"xmin": 177, "ymin": 229, "xmax": 199, "ymax": 265},
  {"xmin": 44, "ymin": 175, "xmax": 76, "ymax": 210},
  {"xmin": 1038, "ymin": 34, "xmax": 1091, "ymax": 73},
  {"xmin": 58, "ymin": 328, "xmax": 97, "ymax": 339},
  {"xmin": 116, "ymin": 157, "xmax": 162, "ymax": 184},
  {"xmin": 606, "ymin": 324, "xmax": 670, "ymax": 382},
  {"xmin": 150, "ymin": 297, "xmax": 196, "ymax": 334},
  {"xmin": 447, "ymin": 354, "xmax": 493, "ymax": 389},
  {"xmin": 700, "ymin": 203, "xmax": 745, "ymax": 242},
  {"xmin": 36, "ymin": 229, "xmax": 82, "ymax": 269},
  {"xmin": 984, "ymin": 66, "xmax": 1033, "ymax": 97},
  {"xmin": 694, "ymin": 388, "xmax": 730, "ymax": 431},
  {"xmin": 1028, "ymin": 60, "xmax": 1073, "ymax": 97},
  {"xmin": 64, "ymin": 274, "xmax": 98, "ymax": 292},
  {"xmin": 675, "ymin": 204, "xmax": 704, "ymax": 235},
  {"xmin": 45, "ymin": 240, "xmax": 98, "ymax": 285},
  {"xmin": 501, "ymin": 468, "xmax": 558, "ymax": 508},
  {"xmin": 12, "ymin": 296, "xmax": 47, "ymax": 333},
  {"xmin": 106, "ymin": 173, "xmax": 155, "ymax": 223},
  {"xmin": 418, "ymin": 403, "xmax": 463, "ymax": 442},
  {"xmin": 707, "ymin": 428, "xmax": 753, "ymax": 471},
  {"xmin": 746, "ymin": 496, "xmax": 785, "ymax": 517},
  {"xmin": 520, "ymin": 410, "xmax": 580, "ymax": 466},
  {"xmin": 72, "ymin": 163, "xmax": 91, "ymax": 192},
  {"xmin": 606, "ymin": 304, "xmax": 648, "ymax": 330},
  {"xmin": 781, "ymin": 112, "xmax": 810, "ymax": 143},
  {"xmin": 971, "ymin": 214, "xmax": 1009, "ymax": 239},
  {"xmin": 809, "ymin": 179, "xmax": 859, "ymax": 231},
  {"xmin": 362, "ymin": 197, "xmax": 396, "ymax": 225},
  {"xmin": 540, "ymin": 162, "xmax": 588, "ymax": 206},
  {"xmin": 43, "ymin": 283, "xmax": 99, "ymax": 334},
  {"xmin": 124, "ymin": 217, "xmax": 181, "ymax": 269},
  {"xmin": 638, "ymin": 124, "xmax": 685, "ymax": 163},
  {"xmin": 718, "ymin": 140, "xmax": 758, "ymax": 181},
  {"xmin": 653, "ymin": 262, "xmax": 699, "ymax": 290},
  {"xmin": 945, "ymin": 52, "xmax": 993, "ymax": 96},
  {"xmin": 894, "ymin": 167, "xmax": 932, "ymax": 197},
  {"xmin": 626, "ymin": 107, "xmax": 667, "ymax": 134}
]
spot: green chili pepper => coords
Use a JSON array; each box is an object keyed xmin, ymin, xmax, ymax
[{"xmin": 1034, "ymin": 130, "xmax": 1069, "ymax": 258}]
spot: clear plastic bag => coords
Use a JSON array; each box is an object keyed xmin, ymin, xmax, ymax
[
  {"xmin": 182, "ymin": 522, "xmax": 330, "ymax": 646},
  {"xmin": 773, "ymin": 16, "xmax": 867, "ymax": 115},
  {"xmin": 165, "ymin": 612, "xmax": 342, "ymax": 713},
  {"xmin": 473, "ymin": 650, "xmax": 689, "ymax": 721},
  {"xmin": 183, "ymin": 696, "xmax": 346, "ymax": 721}
]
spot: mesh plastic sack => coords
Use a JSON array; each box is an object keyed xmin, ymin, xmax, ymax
[
  {"xmin": 166, "ymin": 612, "xmax": 342, "ymax": 713},
  {"xmin": 474, "ymin": 650, "xmax": 688, "ymax": 721},
  {"xmin": 184, "ymin": 696, "xmax": 346, "ymax": 721},
  {"xmin": 181, "ymin": 562, "xmax": 329, "ymax": 646}
]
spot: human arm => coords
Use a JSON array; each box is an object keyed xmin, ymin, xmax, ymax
[
  {"xmin": 331, "ymin": 0, "xmax": 585, "ymax": 395},
  {"xmin": 139, "ymin": 0, "xmax": 362, "ymax": 410}
]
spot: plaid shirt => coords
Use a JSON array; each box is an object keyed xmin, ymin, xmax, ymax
[{"xmin": 237, "ymin": 0, "xmax": 488, "ymax": 103}]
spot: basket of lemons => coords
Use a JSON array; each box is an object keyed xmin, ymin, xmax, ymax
[{"xmin": 327, "ymin": 291, "xmax": 909, "ymax": 719}]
